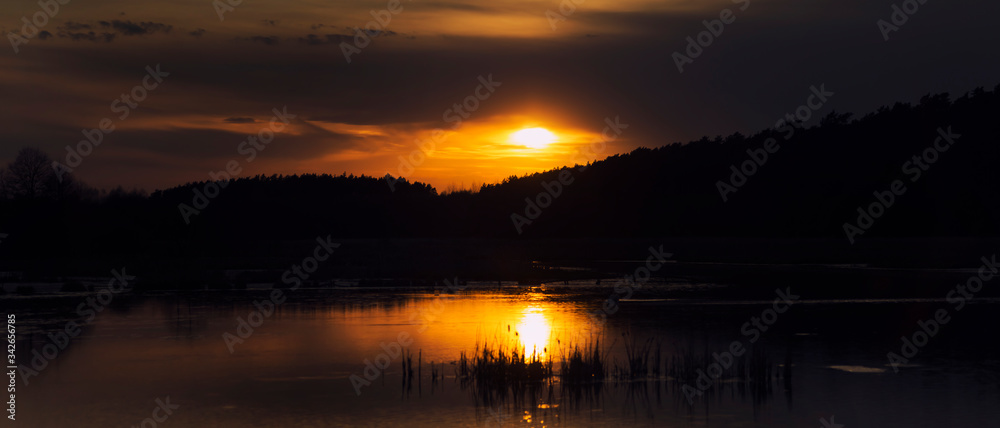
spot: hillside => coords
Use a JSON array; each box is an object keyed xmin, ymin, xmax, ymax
[{"xmin": 2, "ymin": 87, "xmax": 999, "ymax": 278}]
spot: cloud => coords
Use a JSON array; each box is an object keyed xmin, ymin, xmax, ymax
[
  {"xmin": 51, "ymin": 20, "xmax": 174, "ymax": 42},
  {"xmin": 297, "ymin": 33, "xmax": 351, "ymax": 45},
  {"xmin": 62, "ymin": 21, "xmax": 93, "ymax": 31},
  {"xmin": 364, "ymin": 29, "xmax": 397, "ymax": 37},
  {"xmin": 421, "ymin": 2, "xmax": 499, "ymax": 12},
  {"xmin": 97, "ymin": 20, "xmax": 173, "ymax": 36},
  {"xmin": 242, "ymin": 35, "xmax": 280, "ymax": 45},
  {"xmin": 4, "ymin": 0, "xmax": 1000, "ymax": 192},
  {"xmin": 58, "ymin": 31, "xmax": 117, "ymax": 42},
  {"xmin": 223, "ymin": 117, "xmax": 256, "ymax": 124}
]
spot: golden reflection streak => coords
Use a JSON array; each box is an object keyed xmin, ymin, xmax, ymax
[
  {"xmin": 513, "ymin": 306, "xmax": 552, "ymax": 361},
  {"xmin": 333, "ymin": 291, "xmax": 601, "ymax": 366}
]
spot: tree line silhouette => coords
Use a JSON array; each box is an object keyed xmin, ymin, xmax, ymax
[{"xmin": 2, "ymin": 86, "xmax": 999, "ymax": 276}]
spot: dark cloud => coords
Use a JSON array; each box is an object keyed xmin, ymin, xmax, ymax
[
  {"xmin": 62, "ymin": 21, "xmax": 93, "ymax": 31},
  {"xmin": 54, "ymin": 20, "xmax": 174, "ymax": 42},
  {"xmin": 421, "ymin": 2, "xmax": 507, "ymax": 13},
  {"xmin": 189, "ymin": 28, "xmax": 206, "ymax": 38},
  {"xmin": 242, "ymin": 35, "xmax": 280, "ymax": 45},
  {"xmin": 362, "ymin": 29, "xmax": 397, "ymax": 37},
  {"xmin": 109, "ymin": 126, "xmax": 361, "ymax": 162},
  {"xmin": 223, "ymin": 117, "xmax": 256, "ymax": 123},
  {"xmin": 4, "ymin": 0, "xmax": 1000, "ymax": 191},
  {"xmin": 38, "ymin": 31, "xmax": 53, "ymax": 40},
  {"xmin": 322, "ymin": 25, "xmax": 399, "ymax": 38},
  {"xmin": 263, "ymin": 19, "xmax": 279, "ymax": 26},
  {"xmin": 297, "ymin": 33, "xmax": 351, "ymax": 45},
  {"xmin": 58, "ymin": 31, "xmax": 116, "ymax": 42},
  {"xmin": 97, "ymin": 20, "xmax": 173, "ymax": 36}
]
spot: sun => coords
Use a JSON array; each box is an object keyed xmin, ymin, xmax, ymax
[{"xmin": 510, "ymin": 127, "xmax": 557, "ymax": 149}]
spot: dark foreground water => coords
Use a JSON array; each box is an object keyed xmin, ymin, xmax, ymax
[{"xmin": 5, "ymin": 280, "xmax": 1000, "ymax": 427}]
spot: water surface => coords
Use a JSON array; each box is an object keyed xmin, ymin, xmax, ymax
[{"xmin": 7, "ymin": 282, "xmax": 1000, "ymax": 427}]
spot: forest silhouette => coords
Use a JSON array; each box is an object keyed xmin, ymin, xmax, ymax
[{"xmin": 2, "ymin": 87, "xmax": 999, "ymax": 283}]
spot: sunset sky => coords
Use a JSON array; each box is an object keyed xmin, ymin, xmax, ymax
[{"xmin": 2, "ymin": 0, "xmax": 997, "ymax": 191}]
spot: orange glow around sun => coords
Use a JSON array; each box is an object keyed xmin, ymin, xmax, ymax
[{"xmin": 289, "ymin": 114, "xmax": 616, "ymax": 191}]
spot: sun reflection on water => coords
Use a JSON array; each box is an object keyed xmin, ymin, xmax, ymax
[{"xmin": 513, "ymin": 306, "xmax": 552, "ymax": 361}]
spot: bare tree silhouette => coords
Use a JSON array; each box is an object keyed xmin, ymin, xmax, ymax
[{"xmin": 7, "ymin": 147, "xmax": 55, "ymax": 200}]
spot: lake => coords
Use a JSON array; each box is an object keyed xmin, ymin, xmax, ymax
[{"xmin": 6, "ymin": 279, "xmax": 1000, "ymax": 427}]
